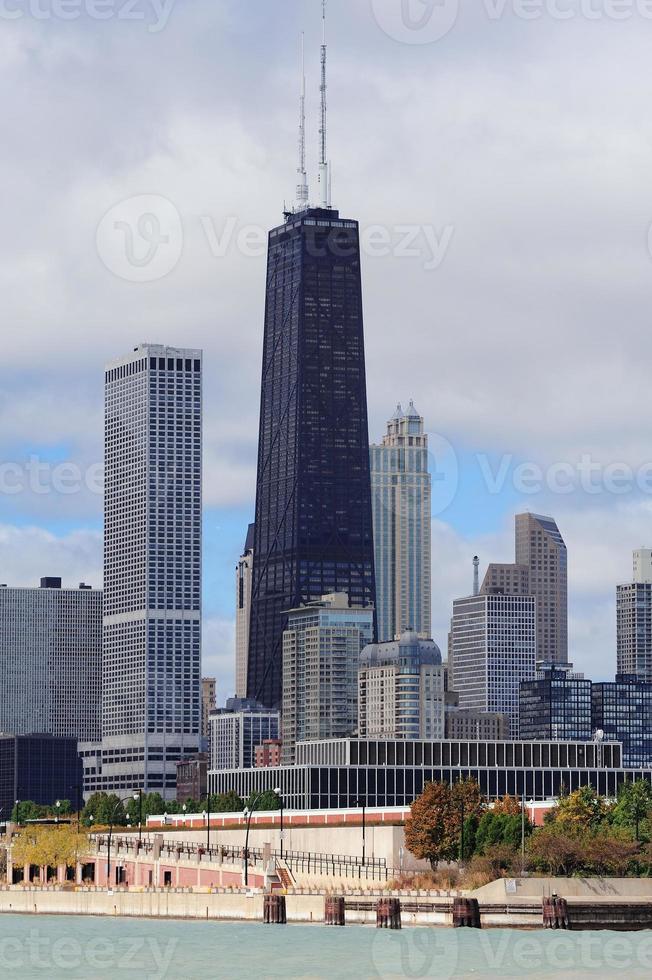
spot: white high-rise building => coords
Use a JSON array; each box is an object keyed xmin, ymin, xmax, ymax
[
  {"xmin": 281, "ymin": 594, "xmax": 374, "ymax": 765},
  {"xmin": 633, "ymin": 548, "xmax": 652, "ymax": 584},
  {"xmin": 235, "ymin": 524, "xmax": 254, "ymax": 699},
  {"xmin": 449, "ymin": 592, "xmax": 536, "ymax": 738},
  {"xmin": 358, "ymin": 630, "xmax": 445, "ymax": 740},
  {"xmin": 617, "ymin": 548, "xmax": 652, "ymax": 682},
  {"xmin": 0, "ymin": 577, "xmax": 102, "ymax": 741},
  {"xmin": 370, "ymin": 402, "xmax": 431, "ymax": 642},
  {"xmin": 85, "ymin": 344, "xmax": 202, "ymax": 800}
]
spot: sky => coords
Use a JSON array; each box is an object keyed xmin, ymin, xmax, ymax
[{"xmin": 2, "ymin": 0, "xmax": 652, "ymax": 702}]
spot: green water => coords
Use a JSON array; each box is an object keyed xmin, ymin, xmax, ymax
[{"xmin": 2, "ymin": 916, "xmax": 652, "ymax": 979}]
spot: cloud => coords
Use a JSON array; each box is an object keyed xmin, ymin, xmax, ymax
[
  {"xmin": 0, "ymin": 524, "xmax": 102, "ymax": 588},
  {"xmin": 2, "ymin": 1, "xmax": 652, "ymax": 694}
]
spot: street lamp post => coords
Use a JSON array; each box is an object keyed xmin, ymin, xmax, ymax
[
  {"xmin": 55, "ymin": 800, "xmax": 61, "ymax": 824},
  {"xmin": 243, "ymin": 792, "xmax": 265, "ymax": 887},
  {"xmin": 134, "ymin": 789, "xmax": 143, "ymax": 844},
  {"xmin": 106, "ymin": 795, "xmax": 133, "ymax": 892},
  {"xmin": 275, "ymin": 788, "xmax": 284, "ymax": 860},
  {"xmin": 205, "ymin": 794, "xmax": 212, "ymax": 852},
  {"xmin": 355, "ymin": 799, "xmax": 366, "ymax": 867}
]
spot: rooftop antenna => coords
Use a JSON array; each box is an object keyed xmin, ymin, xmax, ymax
[
  {"xmin": 295, "ymin": 32, "xmax": 310, "ymax": 212},
  {"xmin": 473, "ymin": 556, "xmax": 480, "ymax": 596},
  {"xmin": 318, "ymin": 0, "xmax": 331, "ymax": 209}
]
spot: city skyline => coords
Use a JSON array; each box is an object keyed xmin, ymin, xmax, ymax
[{"xmin": 3, "ymin": 1, "xmax": 652, "ymax": 701}]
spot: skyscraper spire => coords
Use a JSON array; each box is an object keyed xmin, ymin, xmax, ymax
[
  {"xmin": 295, "ymin": 32, "xmax": 310, "ymax": 212},
  {"xmin": 318, "ymin": 0, "xmax": 331, "ymax": 209}
]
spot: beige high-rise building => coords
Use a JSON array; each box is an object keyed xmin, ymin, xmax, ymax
[
  {"xmin": 370, "ymin": 402, "xmax": 431, "ymax": 642},
  {"xmin": 515, "ymin": 513, "xmax": 568, "ymax": 665},
  {"xmin": 235, "ymin": 524, "xmax": 254, "ymax": 699},
  {"xmin": 481, "ymin": 563, "xmax": 530, "ymax": 597}
]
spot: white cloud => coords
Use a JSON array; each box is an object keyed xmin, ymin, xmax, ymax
[{"xmin": 0, "ymin": 524, "xmax": 102, "ymax": 588}]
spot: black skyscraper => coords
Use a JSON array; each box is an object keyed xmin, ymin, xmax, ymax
[{"xmin": 247, "ymin": 206, "xmax": 376, "ymax": 708}]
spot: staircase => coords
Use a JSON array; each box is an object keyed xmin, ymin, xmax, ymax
[{"xmin": 276, "ymin": 864, "xmax": 295, "ymax": 891}]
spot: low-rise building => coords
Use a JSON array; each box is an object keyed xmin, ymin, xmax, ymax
[
  {"xmin": 176, "ymin": 753, "xmax": 208, "ymax": 803},
  {"xmin": 254, "ymin": 740, "xmax": 282, "ymax": 768},
  {"xmin": 445, "ymin": 708, "xmax": 509, "ymax": 741}
]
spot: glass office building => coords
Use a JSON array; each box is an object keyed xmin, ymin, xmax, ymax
[
  {"xmin": 592, "ymin": 675, "xmax": 652, "ymax": 768},
  {"xmin": 519, "ymin": 664, "xmax": 592, "ymax": 742},
  {"xmin": 248, "ymin": 208, "xmax": 376, "ymax": 709}
]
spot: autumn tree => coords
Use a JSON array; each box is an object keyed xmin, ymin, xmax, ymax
[
  {"xmin": 549, "ymin": 786, "xmax": 606, "ymax": 834},
  {"xmin": 526, "ymin": 824, "xmax": 585, "ymax": 876},
  {"xmin": 405, "ymin": 782, "xmax": 452, "ymax": 870},
  {"xmin": 493, "ymin": 795, "xmax": 522, "ymax": 817},
  {"xmin": 12, "ymin": 825, "xmax": 89, "ymax": 871}
]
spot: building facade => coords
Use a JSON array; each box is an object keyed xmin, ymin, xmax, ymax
[
  {"xmin": 617, "ymin": 549, "xmax": 652, "ymax": 682},
  {"xmin": 370, "ymin": 402, "xmax": 431, "ymax": 642},
  {"xmin": 235, "ymin": 524, "xmax": 254, "ymax": 699},
  {"xmin": 254, "ymin": 740, "xmax": 282, "ymax": 768},
  {"xmin": 519, "ymin": 663, "xmax": 592, "ymax": 742},
  {"xmin": 0, "ymin": 578, "xmax": 102, "ymax": 741},
  {"xmin": 358, "ymin": 631, "xmax": 444, "ymax": 740},
  {"xmin": 210, "ymin": 736, "xmax": 627, "ymax": 811},
  {"xmin": 175, "ymin": 754, "xmax": 208, "ymax": 803},
  {"xmin": 210, "ymin": 699, "xmax": 280, "ymax": 772},
  {"xmin": 281, "ymin": 594, "xmax": 373, "ymax": 765},
  {"xmin": 445, "ymin": 708, "xmax": 509, "ymax": 741},
  {"xmin": 91, "ymin": 344, "xmax": 202, "ymax": 799},
  {"xmin": 0, "ymin": 735, "xmax": 83, "ymax": 817},
  {"xmin": 515, "ymin": 513, "xmax": 568, "ymax": 664},
  {"xmin": 592, "ymin": 675, "xmax": 652, "ymax": 768},
  {"xmin": 247, "ymin": 207, "xmax": 376, "ymax": 710},
  {"xmin": 201, "ymin": 679, "xmax": 216, "ymax": 742},
  {"xmin": 449, "ymin": 592, "xmax": 536, "ymax": 738}
]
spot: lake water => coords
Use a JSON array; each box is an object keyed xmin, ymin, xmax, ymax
[{"xmin": 2, "ymin": 915, "xmax": 652, "ymax": 979}]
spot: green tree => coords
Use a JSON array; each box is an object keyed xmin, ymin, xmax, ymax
[
  {"xmin": 211, "ymin": 791, "xmax": 245, "ymax": 814},
  {"xmin": 612, "ymin": 781, "xmax": 652, "ymax": 842},
  {"xmin": 246, "ymin": 791, "xmax": 281, "ymax": 812},
  {"xmin": 81, "ymin": 793, "xmax": 126, "ymax": 828},
  {"xmin": 11, "ymin": 801, "xmax": 49, "ymax": 823},
  {"xmin": 125, "ymin": 792, "xmax": 166, "ymax": 825}
]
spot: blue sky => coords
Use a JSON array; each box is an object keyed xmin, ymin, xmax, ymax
[{"xmin": 2, "ymin": 0, "xmax": 652, "ymax": 700}]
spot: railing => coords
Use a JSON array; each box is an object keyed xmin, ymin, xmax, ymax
[{"xmin": 92, "ymin": 836, "xmax": 390, "ymax": 880}]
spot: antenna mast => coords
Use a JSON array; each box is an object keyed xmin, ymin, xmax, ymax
[
  {"xmin": 318, "ymin": 0, "xmax": 331, "ymax": 208},
  {"xmin": 295, "ymin": 32, "xmax": 310, "ymax": 212}
]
